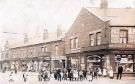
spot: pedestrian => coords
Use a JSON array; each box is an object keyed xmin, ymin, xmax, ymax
[
  {"xmin": 109, "ymin": 66, "xmax": 114, "ymax": 79},
  {"xmin": 14, "ymin": 65, "xmax": 17, "ymax": 74},
  {"xmin": 43, "ymin": 70, "xmax": 48, "ymax": 81},
  {"xmin": 15, "ymin": 69, "xmax": 17, "ymax": 74},
  {"xmin": 89, "ymin": 68, "xmax": 94, "ymax": 80},
  {"xmin": 79, "ymin": 70, "xmax": 83, "ymax": 81},
  {"xmin": 2, "ymin": 67, "xmax": 6, "ymax": 73},
  {"xmin": 117, "ymin": 64, "xmax": 123, "ymax": 80},
  {"xmin": 73, "ymin": 70, "xmax": 78, "ymax": 81},
  {"xmin": 57, "ymin": 69, "xmax": 61, "ymax": 81},
  {"xmin": 9, "ymin": 72, "xmax": 14, "ymax": 83},
  {"xmin": 103, "ymin": 68, "xmax": 107, "ymax": 77},
  {"xmin": 63, "ymin": 71, "xmax": 68, "ymax": 80},
  {"xmin": 69, "ymin": 70, "xmax": 73, "ymax": 81},
  {"xmin": 54, "ymin": 71, "xmax": 57, "ymax": 80},
  {"xmin": 93, "ymin": 68, "xmax": 98, "ymax": 79},
  {"xmin": 38, "ymin": 70, "xmax": 42, "ymax": 81},
  {"xmin": 60, "ymin": 70, "xmax": 63, "ymax": 80},
  {"xmin": 83, "ymin": 70, "xmax": 87, "ymax": 80},
  {"xmin": 23, "ymin": 73, "xmax": 28, "ymax": 82},
  {"xmin": 87, "ymin": 72, "xmax": 93, "ymax": 82},
  {"xmin": 98, "ymin": 68, "xmax": 102, "ymax": 77}
]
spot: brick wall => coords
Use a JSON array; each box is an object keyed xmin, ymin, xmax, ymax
[{"xmin": 65, "ymin": 8, "xmax": 106, "ymax": 54}]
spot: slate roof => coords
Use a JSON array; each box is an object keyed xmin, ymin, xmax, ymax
[
  {"xmin": 86, "ymin": 7, "xmax": 135, "ymax": 26},
  {"xmin": 9, "ymin": 32, "xmax": 65, "ymax": 49}
]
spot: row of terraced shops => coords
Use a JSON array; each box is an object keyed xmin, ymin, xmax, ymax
[{"xmin": 1, "ymin": 7, "xmax": 135, "ymax": 77}]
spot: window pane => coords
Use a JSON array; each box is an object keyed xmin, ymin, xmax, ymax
[
  {"xmin": 90, "ymin": 34, "xmax": 94, "ymax": 46},
  {"xmin": 75, "ymin": 38, "xmax": 78, "ymax": 48},
  {"xmin": 55, "ymin": 45, "xmax": 58, "ymax": 55},
  {"xmin": 96, "ymin": 32, "xmax": 101, "ymax": 45},
  {"xmin": 115, "ymin": 55, "xmax": 133, "ymax": 72},
  {"xmin": 70, "ymin": 39, "xmax": 74, "ymax": 49},
  {"xmin": 119, "ymin": 30, "xmax": 128, "ymax": 43}
]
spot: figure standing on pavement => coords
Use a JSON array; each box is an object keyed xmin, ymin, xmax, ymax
[
  {"xmin": 87, "ymin": 72, "xmax": 93, "ymax": 82},
  {"xmin": 14, "ymin": 66, "xmax": 17, "ymax": 74},
  {"xmin": 38, "ymin": 70, "xmax": 42, "ymax": 81},
  {"xmin": 103, "ymin": 68, "xmax": 107, "ymax": 77},
  {"xmin": 93, "ymin": 68, "xmax": 98, "ymax": 79},
  {"xmin": 98, "ymin": 68, "xmax": 102, "ymax": 77},
  {"xmin": 109, "ymin": 66, "xmax": 114, "ymax": 79},
  {"xmin": 83, "ymin": 70, "xmax": 87, "ymax": 80},
  {"xmin": 117, "ymin": 64, "xmax": 123, "ymax": 80},
  {"xmin": 9, "ymin": 72, "xmax": 14, "ymax": 83},
  {"xmin": 73, "ymin": 69, "xmax": 78, "ymax": 81},
  {"xmin": 79, "ymin": 70, "xmax": 83, "ymax": 81},
  {"xmin": 23, "ymin": 73, "xmax": 28, "ymax": 82}
]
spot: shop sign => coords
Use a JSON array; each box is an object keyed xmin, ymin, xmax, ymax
[
  {"xmin": 71, "ymin": 48, "xmax": 81, "ymax": 53},
  {"xmin": 120, "ymin": 58, "xmax": 133, "ymax": 63},
  {"xmin": 87, "ymin": 60, "xmax": 100, "ymax": 63}
]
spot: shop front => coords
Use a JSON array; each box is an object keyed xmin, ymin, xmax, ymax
[
  {"xmin": 51, "ymin": 56, "xmax": 66, "ymax": 73},
  {"xmin": 67, "ymin": 53, "xmax": 86, "ymax": 72},
  {"xmin": 87, "ymin": 55, "xmax": 104, "ymax": 72}
]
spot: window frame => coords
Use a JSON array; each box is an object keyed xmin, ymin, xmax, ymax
[
  {"xmin": 119, "ymin": 29, "xmax": 128, "ymax": 43},
  {"xmin": 89, "ymin": 34, "xmax": 95, "ymax": 46},
  {"xmin": 74, "ymin": 37, "xmax": 78, "ymax": 48},
  {"xmin": 96, "ymin": 32, "xmax": 101, "ymax": 45},
  {"xmin": 70, "ymin": 38, "xmax": 74, "ymax": 49}
]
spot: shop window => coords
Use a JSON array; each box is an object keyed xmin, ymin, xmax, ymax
[
  {"xmin": 115, "ymin": 55, "xmax": 133, "ymax": 72},
  {"xmin": 89, "ymin": 34, "xmax": 94, "ymax": 46},
  {"xmin": 119, "ymin": 30, "xmax": 128, "ymax": 43},
  {"xmin": 96, "ymin": 32, "xmax": 101, "ymax": 45},
  {"xmin": 70, "ymin": 39, "xmax": 74, "ymax": 49},
  {"xmin": 75, "ymin": 37, "xmax": 78, "ymax": 48}
]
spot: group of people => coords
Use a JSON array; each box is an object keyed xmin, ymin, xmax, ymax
[
  {"xmin": 53, "ymin": 68, "xmax": 98, "ymax": 81},
  {"xmin": 8, "ymin": 64, "xmax": 123, "ymax": 83},
  {"xmin": 9, "ymin": 72, "xmax": 28, "ymax": 83},
  {"xmin": 38, "ymin": 70, "xmax": 50, "ymax": 81}
]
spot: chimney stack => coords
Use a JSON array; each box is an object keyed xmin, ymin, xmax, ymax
[
  {"xmin": 57, "ymin": 25, "xmax": 62, "ymax": 38},
  {"xmin": 43, "ymin": 29, "xmax": 48, "ymax": 40},
  {"xmin": 24, "ymin": 33, "xmax": 28, "ymax": 43},
  {"xmin": 100, "ymin": 0, "xmax": 108, "ymax": 9}
]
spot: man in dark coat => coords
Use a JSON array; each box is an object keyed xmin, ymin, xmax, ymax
[{"xmin": 117, "ymin": 65, "xmax": 123, "ymax": 79}]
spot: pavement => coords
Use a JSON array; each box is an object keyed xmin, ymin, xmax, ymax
[{"xmin": 0, "ymin": 71, "xmax": 135, "ymax": 84}]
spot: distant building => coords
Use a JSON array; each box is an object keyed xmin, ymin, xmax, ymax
[{"xmin": 3, "ymin": 27, "xmax": 66, "ymax": 72}]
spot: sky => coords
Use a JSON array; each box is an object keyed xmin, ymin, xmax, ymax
[{"xmin": 0, "ymin": 0, "xmax": 135, "ymax": 48}]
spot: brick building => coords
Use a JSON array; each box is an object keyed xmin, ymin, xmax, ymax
[
  {"xmin": 3, "ymin": 27, "xmax": 66, "ymax": 72},
  {"xmin": 65, "ymin": 1, "xmax": 135, "ymax": 76}
]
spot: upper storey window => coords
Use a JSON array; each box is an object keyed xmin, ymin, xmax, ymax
[
  {"xmin": 89, "ymin": 34, "xmax": 94, "ymax": 46},
  {"xmin": 70, "ymin": 39, "xmax": 74, "ymax": 49},
  {"xmin": 120, "ymin": 30, "xmax": 128, "ymax": 43},
  {"xmin": 75, "ymin": 37, "xmax": 78, "ymax": 48},
  {"xmin": 96, "ymin": 32, "xmax": 101, "ymax": 45},
  {"xmin": 55, "ymin": 45, "xmax": 58, "ymax": 55}
]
